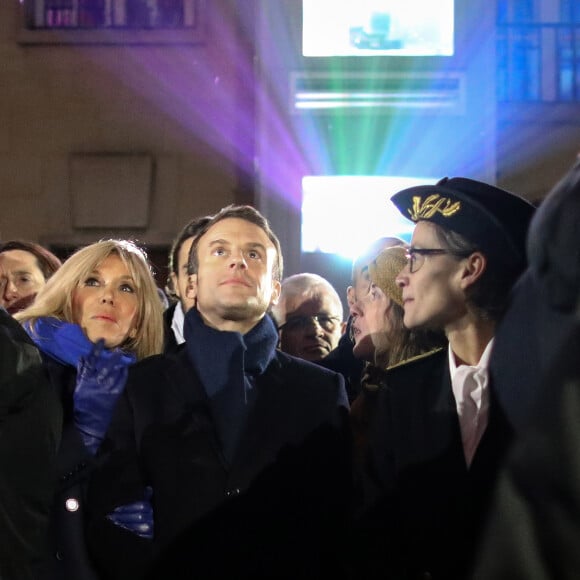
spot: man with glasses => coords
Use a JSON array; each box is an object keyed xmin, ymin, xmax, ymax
[
  {"xmin": 354, "ymin": 177, "xmax": 535, "ymax": 580},
  {"xmin": 271, "ymin": 273, "xmax": 345, "ymax": 363}
]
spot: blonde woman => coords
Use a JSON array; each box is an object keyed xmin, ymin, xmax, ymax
[
  {"xmin": 349, "ymin": 246, "xmax": 445, "ymax": 498},
  {"xmin": 15, "ymin": 239, "xmax": 163, "ymax": 580},
  {"xmin": 350, "ymin": 245, "xmax": 445, "ymax": 373}
]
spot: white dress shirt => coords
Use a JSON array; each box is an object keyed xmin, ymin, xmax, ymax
[{"xmin": 449, "ymin": 339, "xmax": 494, "ymax": 466}]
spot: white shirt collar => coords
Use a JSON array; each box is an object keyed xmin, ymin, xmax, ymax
[
  {"xmin": 449, "ymin": 338, "xmax": 495, "ymax": 411},
  {"xmin": 449, "ymin": 338, "xmax": 495, "ymax": 376},
  {"xmin": 171, "ymin": 301, "xmax": 186, "ymax": 345}
]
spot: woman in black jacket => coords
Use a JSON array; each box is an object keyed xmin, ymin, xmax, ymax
[{"xmin": 15, "ymin": 239, "xmax": 164, "ymax": 580}]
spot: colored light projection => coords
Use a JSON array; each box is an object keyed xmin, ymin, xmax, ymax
[{"xmin": 60, "ymin": 0, "xmax": 493, "ymax": 260}]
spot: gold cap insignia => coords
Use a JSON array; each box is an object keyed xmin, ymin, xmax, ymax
[{"xmin": 408, "ymin": 194, "xmax": 461, "ymax": 221}]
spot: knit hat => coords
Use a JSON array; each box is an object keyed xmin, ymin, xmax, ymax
[{"xmin": 368, "ymin": 246, "xmax": 407, "ymax": 307}]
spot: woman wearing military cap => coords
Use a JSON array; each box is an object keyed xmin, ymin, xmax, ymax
[{"xmin": 353, "ymin": 177, "xmax": 535, "ymax": 580}]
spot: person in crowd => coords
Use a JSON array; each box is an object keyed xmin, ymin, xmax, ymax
[
  {"xmin": 488, "ymin": 155, "xmax": 580, "ymax": 433},
  {"xmin": 0, "ymin": 308, "xmax": 62, "ymax": 580},
  {"xmin": 347, "ymin": 246, "xmax": 446, "ymax": 504},
  {"xmin": 270, "ymin": 272, "xmax": 344, "ymax": 363},
  {"xmin": 163, "ymin": 216, "xmax": 212, "ymax": 352},
  {"xmin": 349, "ymin": 245, "xmax": 444, "ymax": 371},
  {"xmin": 354, "ymin": 177, "xmax": 535, "ymax": 580},
  {"xmin": 0, "ymin": 240, "xmax": 62, "ymax": 314},
  {"xmin": 156, "ymin": 287, "xmax": 170, "ymax": 311},
  {"xmin": 321, "ymin": 236, "xmax": 405, "ymax": 402},
  {"xmin": 15, "ymin": 239, "xmax": 164, "ymax": 580},
  {"xmin": 472, "ymin": 156, "xmax": 580, "ymax": 579},
  {"xmin": 347, "ymin": 237, "xmax": 406, "ymax": 314},
  {"xmin": 86, "ymin": 205, "xmax": 352, "ymax": 580}
]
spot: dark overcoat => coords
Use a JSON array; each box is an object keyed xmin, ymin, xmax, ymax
[
  {"xmin": 87, "ymin": 345, "xmax": 353, "ymax": 580},
  {"xmin": 161, "ymin": 302, "xmax": 179, "ymax": 354},
  {"xmin": 473, "ymin": 321, "xmax": 580, "ymax": 579},
  {"xmin": 33, "ymin": 358, "xmax": 101, "ymax": 580},
  {"xmin": 354, "ymin": 348, "xmax": 512, "ymax": 580},
  {"xmin": 0, "ymin": 310, "xmax": 62, "ymax": 580}
]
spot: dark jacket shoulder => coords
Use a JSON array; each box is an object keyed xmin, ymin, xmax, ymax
[
  {"xmin": 268, "ymin": 350, "xmax": 349, "ymax": 406},
  {"xmin": 274, "ymin": 348, "xmax": 347, "ymax": 378}
]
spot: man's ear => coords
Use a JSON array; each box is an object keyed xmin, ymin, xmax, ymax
[
  {"xmin": 185, "ymin": 274, "xmax": 197, "ymax": 301},
  {"xmin": 269, "ymin": 280, "xmax": 281, "ymax": 307},
  {"xmin": 346, "ymin": 285, "xmax": 355, "ymax": 307},
  {"xmin": 459, "ymin": 252, "xmax": 487, "ymax": 290},
  {"xmin": 167, "ymin": 272, "xmax": 178, "ymax": 297}
]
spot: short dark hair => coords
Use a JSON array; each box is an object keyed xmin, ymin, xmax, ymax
[
  {"xmin": 432, "ymin": 222, "xmax": 519, "ymax": 321},
  {"xmin": 188, "ymin": 205, "xmax": 283, "ymax": 281},
  {"xmin": 0, "ymin": 240, "xmax": 62, "ymax": 280},
  {"xmin": 166, "ymin": 216, "xmax": 212, "ymax": 297}
]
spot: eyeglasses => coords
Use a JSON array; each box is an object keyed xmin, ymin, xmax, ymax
[
  {"xmin": 405, "ymin": 247, "xmax": 470, "ymax": 274},
  {"xmin": 278, "ymin": 314, "xmax": 341, "ymax": 332}
]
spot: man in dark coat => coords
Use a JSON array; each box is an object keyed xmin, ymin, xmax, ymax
[
  {"xmin": 472, "ymin": 156, "xmax": 580, "ymax": 579},
  {"xmin": 162, "ymin": 215, "xmax": 212, "ymax": 353},
  {"xmin": 354, "ymin": 178, "xmax": 535, "ymax": 580},
  {"xmin": 489, "ymin": 155, "xmax": 580, "ymax": 432},
  {"xmin": 0, "ymin": 308, "xmax": 62, "ymax": 580},
  {"xmin": 87, "ymin": 205, "xmax": 352, "ymax": 580}
]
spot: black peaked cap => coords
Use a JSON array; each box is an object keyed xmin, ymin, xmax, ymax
[{"xmin": 390, "ymin": 177, "xmax": 536, "ymax": 270}]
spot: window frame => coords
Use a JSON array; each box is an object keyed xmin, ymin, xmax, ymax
[{"xmin": 17, "ymin": 0, "xmax": 207, "ymax": 45}]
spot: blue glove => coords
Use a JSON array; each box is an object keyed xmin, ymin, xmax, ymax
[
  {"xmin": 73, "ymin": 339, "xmax": 131, "ymax": 455},
  {"xmin": 107, "ymin": 486, "xmax": 154, "ymax": 540}
]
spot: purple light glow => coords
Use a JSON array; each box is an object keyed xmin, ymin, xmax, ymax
[{"xmin": 62, "ymin": 3, "xmax": 310, "ymax": 210}]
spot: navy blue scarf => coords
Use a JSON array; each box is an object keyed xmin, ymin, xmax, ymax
[{"xmin": 184, "ymin": 308, "xmax": 278, "ymax": 463}]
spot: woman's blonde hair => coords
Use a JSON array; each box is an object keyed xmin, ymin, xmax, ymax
[
  {"xmin": 374, "ymin": 303, "xmax": 446, "ymax": 369},
  {"xmin": 367, "ymin": 247, "xmax": 446, "ymax": 369},
  {"xmin": 16, "ymin": 239, "xmax": 164, "ymax": 360}
]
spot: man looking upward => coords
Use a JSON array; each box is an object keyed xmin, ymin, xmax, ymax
[{"xmin": 88, "ymin": 204, "xmax": 352, "ymax": 580}]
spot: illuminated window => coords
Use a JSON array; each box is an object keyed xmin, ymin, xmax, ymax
[
  {"xmin": 23, "ymin": 0, "xmax": 199, "ymax": 29},
  {"xmin": 497, "ymin": 0, "xmax": 580, "ymax": 101},
  {"xmin": 302, "ymin": 0, "xmax": 454, "ymax": 57},
  {"xmin": 301, "ymin": 175, "xmax": 435, "ymax": 259}
]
